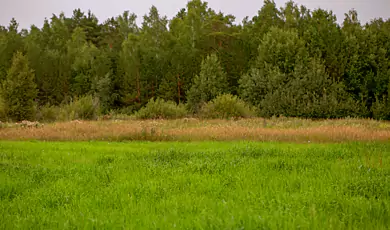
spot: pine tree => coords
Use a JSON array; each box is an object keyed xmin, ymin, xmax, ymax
[
  {"xmin": 119, "ymin": 33, "xmax": 142, "ymax": 107},
  {"xmin": 2, "ymin": 51, "xmax": 38, "ymax": 121},
  {"xmin": 187, "ymin": 53, "xmax": 229, "ymax": 112}
]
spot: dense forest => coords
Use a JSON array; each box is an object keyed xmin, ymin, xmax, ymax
[{"xmin": 1, "ymin": 0, "xmax": 390, "ymax": 121}]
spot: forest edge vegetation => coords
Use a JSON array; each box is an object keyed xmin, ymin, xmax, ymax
[{"xmin": 1, "ymin": 0, "xmax": 390, "ymax": 122}]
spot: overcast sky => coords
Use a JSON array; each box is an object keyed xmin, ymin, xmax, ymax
[{"xmin": 1, "ymin": 0, "xmax": 389, "ymax": 29}]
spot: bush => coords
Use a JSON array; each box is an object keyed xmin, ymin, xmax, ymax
[
  {"xmin": 118, "ymin": 104, "xmax": 141, "ymax": 115},
  {"xmin": 36, "ymin": 104, "xmax": 59, "ymax": 122},
  {"xmin": 33, "ymin": 95, "xmax": 101, "ymax": 122},
  {"xmin": 135, "ymin": 98, "xmax": 187, "ymax": 119},
  {"xmin": 371, "ymin": 96, "xmax": 390, "ymax": 120},
  {"xmin": 199, "ymin": 94, "xmax": 256, "ymax": 119},
  {"xmin": 259, "ymin": 89, "xmax": 366, "ymax": 119},
  {"xmin": 53, "ymin": 95, "xmax": 100, "ymax": 121}
]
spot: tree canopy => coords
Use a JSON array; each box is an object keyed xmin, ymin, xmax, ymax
[{"xmin": 0, "ymin": 0, "xmax": 389, "ymax": 120}]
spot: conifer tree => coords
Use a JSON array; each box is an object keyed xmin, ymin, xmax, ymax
[
  {"xmin": 187, "ymin": 53, "xmax": 229, "ymax": 112},
  {"xmin": 2, "ymin": 51, "xmax": 37, "ymax": 121}
]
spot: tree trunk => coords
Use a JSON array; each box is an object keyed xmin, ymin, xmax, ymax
[
  {"xmin": 177, "ymin": 74, "xmax": 181, "ymax": 104},
  {"xmin": 136, "ymin": 67, "xmax": 140, "ymax": 103}
]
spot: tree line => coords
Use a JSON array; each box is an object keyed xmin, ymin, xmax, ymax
[{"xmin": 1, "ymin": 0, "xmax": 389, "ymax": 121}]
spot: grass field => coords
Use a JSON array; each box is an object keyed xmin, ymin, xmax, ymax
[{"xmin": 1, "ymin": 141, "xmax": 389, "ymax": 229}]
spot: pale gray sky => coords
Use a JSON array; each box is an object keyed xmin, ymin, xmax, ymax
[{"xmin": 1, "ymin": 0, "xmax": 389, "ymax": 29}]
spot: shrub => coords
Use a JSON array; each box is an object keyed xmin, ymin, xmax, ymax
[
  {"xmin": 101, "ymin": 109, "xmax": 135, "ymax": 121},
  {"xmin": 259, "ymin": 89, "xmax": 366, "ymax": 119},
  {"xmin": 119, "ymin": 105, "xmax": 141, "ymax": 115},
  {"xmin": 31, "ymin": 96, "xmax": 101, "ymax": 122},
  {"xmin": 135, "ymin": 98, "xmax": 187, "ymax": 119},
  {"xmin": 58, "ymin": 95, "xmax": 100, "ymax": 121},
  {"xmin": 240, "ymin": 58, "xmax": 367, "ymax": 119},
  {"xmin": 371, "ymin": 96, "xmax": 390, "ymax": 120},
  {"xmin": 74, "ymin": 95, "xmax": 100, "ymax": 120},
  {"xmin": 199, "ymin": 94, "xmax": 256, "ymax": 119},
  {"xmin": 36, "ymin": 104, "xmax": 59, "ymax": 123}
]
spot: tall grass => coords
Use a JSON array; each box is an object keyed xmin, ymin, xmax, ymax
[
  {"xmin": 0, "ymin": 141, "xmax": 389, "ymax": 229},
  {"xmin": 0, "ymin": 118, "xmax": 389, "ymax": 142}
]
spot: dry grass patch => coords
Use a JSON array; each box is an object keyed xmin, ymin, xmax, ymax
[{"xmin": 0, "ymin": 118, "xmax": 389, "ymax": 142}]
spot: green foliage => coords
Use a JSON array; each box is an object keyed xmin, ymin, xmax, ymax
[
  {"xmin": 303, "ymin": 9, "xmax": 343, "ymax": 80},
  {"xmin": 2, "ymin": 51, "xmax": 37, "ymax": 121},
  {"xmin": 259, "ymin": 87, "xmax": 365, "ymax": 119},
  {"xmin": 118, "ymin": 105, "xmax": 140, "ymax": 116},
  {"xmin": 36, "ymin": 104, "xmax": 59, "ymax": 123},
  {"xmin": 35, "ymin": 95, "xmax": 100, "ymax": 122},
  {"xmin": 0, "ymin": 93, "xmax": 7, "ymax": 121},
  {"xmin": 239, "ymin": 25, "xmax": 367, "ymax": 119},
  {"xmin": 200, "ymin": 94, "xmax": 256, "ymax": 119},
  {"xmin": 187, "ymin": 53, "xmax": 229, "ymax": 113},
  {"xmin": 256, "ymin": 27, "xmax": 308, "ymax": 73},
  {"xmin": 68, "ymin": 27, "xmax": 102, "ymax": 97},
  {"xmin": 24, "ymin": 17, "xmax": 71, "ymax": 105},
  {"xmin": 0, "ymin": 19, "xmax": 24, "ymax": 83},
  {"xmin": 135, "ymin": 98, "xmax": 187, "ymax": 119},
  {"xmin": 341, "ymin": 11, "xmax": 390, "ymax": 111},
  {"xmin": 371, "ymin": 96, "xmax": 390, "ymax": 120},
  {"xmin": 257, "ymin": 60, "xmax": 366, "ymax": 118},
  {"xmin": 239, "ymin": 28, "xmax": 309, "ymax": 107},
  {"xmin": 242, "ymin": 0, "xmax": 283, "ymax": 67},
  {"xmin": 59, "ymin": 95, "xmax": 100, "ymax": 121},
  {"xmin": 118, "ymin": 33, "xmax": 142, "ymax": 106},
  {"xmin": 0, "ymin": 2, "xmax": 390, "ymax": 120},
  {"xmin": 92, "ymin": 72, "xmax": 112, "ymax": 113},
  {"xmin": 239, "ymin": 67, "xmax": 275, "ymax": 107}
]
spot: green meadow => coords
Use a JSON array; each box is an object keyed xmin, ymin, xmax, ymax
[{"xmin": 0, "ymin": 141, "xmax": 389, "ymax": 229}]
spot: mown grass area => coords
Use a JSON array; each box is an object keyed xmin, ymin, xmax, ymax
[
  {"xmin": 1, "ymin": 117, "xmax": 390, "ymax": 142},
  {"xmin": 1, "ymin": 141, "xmax": 389, "ymax": 229}
]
